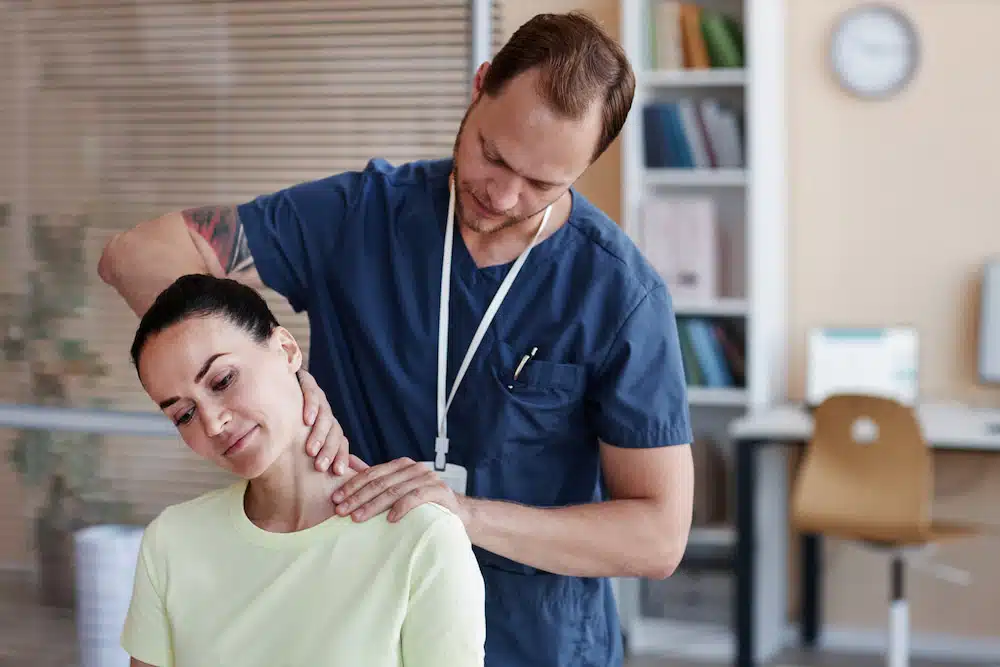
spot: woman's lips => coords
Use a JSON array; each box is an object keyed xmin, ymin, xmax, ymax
[{"xmin": 223, "ymin": 426, "xmax": 258, "ymax": 457}]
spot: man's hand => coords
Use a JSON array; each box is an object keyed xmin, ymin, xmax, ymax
[
  {"xmin": 297, "ymin": 368, "xmax": 366, "ymax": 475},
  {"xmin": 330, "ymin": 457, "xmax": 466, "ymax": 525}
]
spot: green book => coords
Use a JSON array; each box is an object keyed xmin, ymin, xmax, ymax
[
  {"xmin": 701, "ymin": 10, "xmax": 743, "ymax": 68},
  {"xmin": 677, "ymin": 319, "xmax": 704, "ymax": 386}
]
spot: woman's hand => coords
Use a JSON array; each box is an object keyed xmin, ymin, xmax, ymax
[
  {"xmin": 330, "ymin": 457, "xmax": 468, "ymax": 525},
  {"xmin": 298, "ymin": 369, "xmax": 367, "ymax": 475}
]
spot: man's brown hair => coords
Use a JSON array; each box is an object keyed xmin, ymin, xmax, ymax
[{"xmin": 480, "ymin": 11, "xmax": 636, "ymax": 162}]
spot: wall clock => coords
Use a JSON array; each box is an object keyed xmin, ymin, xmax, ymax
[{"xmin": 830, "ymin": 4, "xmax": 920, "ymax": 99}]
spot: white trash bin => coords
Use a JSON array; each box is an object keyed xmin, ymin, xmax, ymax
[{"xmin": 74, "ymin": 524, "xmax": 144, "ymax": 667}]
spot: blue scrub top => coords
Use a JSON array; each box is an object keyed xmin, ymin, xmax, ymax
[{"xmin": 238, "ymin": 158, "xmax": 693, "ymax": 667}]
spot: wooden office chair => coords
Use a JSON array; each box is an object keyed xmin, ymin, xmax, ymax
[{"xmin": 790, "ymin": 394, "xmax": 980, "ymax": 667}]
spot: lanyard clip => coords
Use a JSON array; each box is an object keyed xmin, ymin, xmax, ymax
[{"xmin": 434, "ymin": 436, "xmax": 449, "ymax": 471}]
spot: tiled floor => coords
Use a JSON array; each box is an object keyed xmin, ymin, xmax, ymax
[{"xmin": 0, "ymin": 571, "xmax": 989, "ymax": 667}]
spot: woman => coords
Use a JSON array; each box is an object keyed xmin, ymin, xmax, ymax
[{"xmin": 120, "ymin": 274, "xmax": 485, "ymax": 667}]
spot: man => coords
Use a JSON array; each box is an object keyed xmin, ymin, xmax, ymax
[{"xmin": 99, "ymin": 11, "xmax": 694, "ymax": 667}]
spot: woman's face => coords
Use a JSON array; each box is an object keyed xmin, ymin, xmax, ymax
[{"xmin": 137, "ymin": 314, "xmax": 305, "ymax": 479}]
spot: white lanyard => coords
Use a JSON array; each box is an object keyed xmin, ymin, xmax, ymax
[{"xmin": 434, "ymin": 178, "xmax": 552, "ymax": 470}]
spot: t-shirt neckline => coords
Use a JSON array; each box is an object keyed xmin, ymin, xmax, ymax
[{"xmin": 228, "ymin": 480, "xmax": 353, "ymax": 549}]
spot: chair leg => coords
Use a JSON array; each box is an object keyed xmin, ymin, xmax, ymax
[{"xmin": 889, "ymin": 553, "xmax": 908, "ymax": 667}]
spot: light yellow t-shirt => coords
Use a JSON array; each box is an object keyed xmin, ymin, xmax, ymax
[{"xmin": 120, "ymin": 481, "xmax": 485, "ymax": 667}]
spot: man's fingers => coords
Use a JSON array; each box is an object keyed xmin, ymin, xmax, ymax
[
  {"xmin": 348, "ymin": 455, "xmax": 370, "ymax": 472},
  {"xmin": 332, "ymin": 458, "xmax": 420, "ymax": 512},
  {"xmin": 297, "ymin": 370, "xmax": 321, "ymax": 425},
  {"xmin": 334, "ymin": 457, "xmax": 416, "ymax": 500},
  {"xmin": 386, "ymin": 482, "xmax": 441, "ymax": 523},
  {"xmin": 349, "ymin": 473, "xmax": 436, "ymax": 522},
  {"xmin": 308, "ymin": 410, "xmax": 335, "ymax": 466},
  {"xmin": 313, "ymin": 420, "xmax": 346, "ymax": 473},
  {"xmin": 330, "ymin": 431, "xmax": 350, "ymax": 476}
]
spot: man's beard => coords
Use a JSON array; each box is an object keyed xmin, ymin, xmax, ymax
[{"xmin": 450, "ymin": 110, "xmax": 544, "ymax": 236}]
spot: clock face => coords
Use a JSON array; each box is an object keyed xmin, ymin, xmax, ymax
[{"xmin": 830, "ymin": 5, "xmax": 919, "ymax": 98}]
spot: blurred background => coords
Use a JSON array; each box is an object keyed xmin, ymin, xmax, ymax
[{"xmin": 2, "ymin": 1, "xmax": 1000, "ymax": 667}]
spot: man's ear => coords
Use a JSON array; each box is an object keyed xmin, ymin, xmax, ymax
[
  {"xmin": 273, "ymin": 326, "xmax": 303, "ymax": 374},
  {"xmin": 471, "ymin": 61, "xmax": 490, "ymax": 103}
]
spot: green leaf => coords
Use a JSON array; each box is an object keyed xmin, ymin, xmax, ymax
[
  {"xmin": 59, "ymin": 339, "xmax": 88, "ymax": 361},
  {"xmin": 9, "ymin": 430, "xmax": 55, "ymax": 486}
]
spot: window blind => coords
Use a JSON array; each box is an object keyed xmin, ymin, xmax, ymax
[{"xmin": 2, "ymin": 0, "xmax": 503, "ymax": 522}]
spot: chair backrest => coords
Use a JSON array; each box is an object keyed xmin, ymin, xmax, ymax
[{"xmin": 791, "ymin": 394, "xmax": 933, "ymax": 543}]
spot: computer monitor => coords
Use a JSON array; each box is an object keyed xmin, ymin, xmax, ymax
[
  {"xmin": 978, "ymin": 259, "xmax": 1000, "ymax": 385},
  {"xmin": 806, "ymin": 327, "xmax": 920, "ymax": 407}
]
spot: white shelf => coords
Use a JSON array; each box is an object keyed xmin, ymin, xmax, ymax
[
  {"xmin": 689, "ymin": 525, "xmax": 735, "ymax": 548},
  {"xmin": 619, "ymin": 0, "xmax": 790, "ymax": 661},
  {"xmin": 644, "ymin": 168, "xmax": 746, "ymax": 187},
  {"xmin": 674, "ymin": 298, "xmax": 747, "ymax": 317},
  {"xmin": 641, "ymin": 67, "xmax": 746, "ymax": 88},
  {"xmin": 688, "ymin": 387, "xmax": 747, "ymax": 407}
]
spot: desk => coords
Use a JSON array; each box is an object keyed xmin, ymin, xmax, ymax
[{"xmin": 727, "ymin": 402, "xmax": 1000, "ymax": 667}]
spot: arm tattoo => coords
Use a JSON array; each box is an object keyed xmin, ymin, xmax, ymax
[{"xmin": 181, "ymin": 205, "xmax": 255, "ymax": 275}]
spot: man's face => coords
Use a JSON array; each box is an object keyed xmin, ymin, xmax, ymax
[{"xmin": 452, "ymin": 66, "xmax": 603, "ymax": 235}]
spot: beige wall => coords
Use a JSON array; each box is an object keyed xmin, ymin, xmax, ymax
[{"xmin": 788, "ymin": 0, "xmax": 1000, "ymax": 639}]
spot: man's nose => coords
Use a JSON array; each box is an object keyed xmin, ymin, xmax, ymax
[{"xmin": 486, "ymin": 177, "xmax": 519, "ymax": 213}]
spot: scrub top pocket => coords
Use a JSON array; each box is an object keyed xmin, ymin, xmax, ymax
[
  {"xmin": 480, "ymin": 340, "xmax": 594, "ymax": 500},
  {"xmin": 489, "ymin": 340, "xmax": 587, "ymax": 440}
]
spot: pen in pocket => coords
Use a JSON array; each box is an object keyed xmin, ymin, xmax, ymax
[{"xmin": 509, "ymin": 347, "xmax": 538, "ymax": 388}]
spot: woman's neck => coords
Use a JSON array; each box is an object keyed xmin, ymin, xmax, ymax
[{"xmin": 242, "ymin": 430, "xmax": 354, "ymax": 533}]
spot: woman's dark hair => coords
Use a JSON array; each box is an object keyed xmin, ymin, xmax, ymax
[{"xmin": 130, "ymin": 273, "xmax": 279, "ymax": 370}]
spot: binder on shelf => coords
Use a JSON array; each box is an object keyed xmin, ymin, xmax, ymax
[{"xmin": 639, "ymin": 195, "xmax": 719, "ymax": 302}]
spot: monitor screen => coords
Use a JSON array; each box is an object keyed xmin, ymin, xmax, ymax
[
  {"xmin": 979, "ymin": 260, "xmax": 1000, "ymax": 384},
  {"xmin": 806, "ymin": 327, "xmax": 919, "ymax": 407}
]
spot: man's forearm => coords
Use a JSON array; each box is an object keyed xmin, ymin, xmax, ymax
[
  {"xmin": 98, "ymin": 205, "xmax": 256, "ymax": 318},
  {"xmin": 98, "ymin": 214, "xmax": 210, "ymax": 318},
  {"xmin": 462, "ymin": 496, "xmax": 687, "ymax": 579}
]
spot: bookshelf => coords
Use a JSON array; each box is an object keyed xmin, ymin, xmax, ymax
[{"xmin": 616, "ymin": 0, "xmax": 789, "ymax": 661}]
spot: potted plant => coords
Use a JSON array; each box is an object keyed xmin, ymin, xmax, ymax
[
  {"xmin": 3, "ymin": 209, "xmax": 133, "ymax": 608},
  {"xmin": 8, "ymin": 428, "xmax": 134, "ymax": 608}
]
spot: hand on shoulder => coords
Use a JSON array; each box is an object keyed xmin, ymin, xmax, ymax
[{"xmin": 329, "ymin": 457, "xmax": 469, "ymax": 527}]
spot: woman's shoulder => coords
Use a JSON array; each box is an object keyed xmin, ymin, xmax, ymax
[
  {"xmin": 391, "ymin": 501, "xmax": 462, "ymax": 529},
  {"xmin": 144, "ymin": 482, "xmax": 243, "ymax": 540},
  {"xmin": 390, "ymin": 503, "xmax": 472, "ymax": 555}
]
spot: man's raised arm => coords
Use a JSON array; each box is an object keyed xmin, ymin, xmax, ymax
[{"xmin": 97, "ymin": 205, "xmax": 261, "ymax": 318}]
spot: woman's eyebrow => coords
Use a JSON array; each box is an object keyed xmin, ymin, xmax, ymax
[
  {"xmin": 195, "ymin": 353, "xmax": 228, "ymax": 383},
  {"xmin": 157, "ymin": 352, "xmax": 229, "ymax": 409}
]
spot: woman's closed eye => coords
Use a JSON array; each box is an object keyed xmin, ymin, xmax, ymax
[
  {"xmin": 171, "ymin": 371, "xmax": 238, "ymax": 426},
  {"xmin": 175, "ymin": 408, "xmax": 195, "ymax": 426},
  {"xmin": 211, "ymin": 370, "xmax": 236, "ymax": 392}
]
